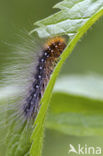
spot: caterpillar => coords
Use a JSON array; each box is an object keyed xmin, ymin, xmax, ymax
[
  {"xmin": 23, "ymin": 37, "xmax": 66, "ymax": 119},
  {"xmin": 0, "ymin": 33, "xmax": 67, "ymax": 155}
]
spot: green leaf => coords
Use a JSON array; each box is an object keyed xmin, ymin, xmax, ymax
[
  {"xmin": 53, "ymin": 75, "xmax": 103, "ymax": 100},
  {"xmin": 46, "ymin": 75, "xmax": 103, "ymax": 136},
  {"xmin": 30, "ymin": 1, "xmax": 103, "ymax": 156},
  {"xmin": 30, "ymin": 0, "xmax": 103, "ymax": 39}
]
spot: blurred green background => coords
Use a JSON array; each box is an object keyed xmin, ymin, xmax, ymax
[{"xmin": 0, "ymin": 0, "xmax": 103, "ymax": 156}]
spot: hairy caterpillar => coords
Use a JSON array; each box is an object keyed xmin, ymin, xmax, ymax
[
  {"xmin": 23, "ymin": 37, "xmax": 66, "ymax": 119},
  {"xmin": 0, "ymin": 33, "xmax": 67, "ymax": 155}
]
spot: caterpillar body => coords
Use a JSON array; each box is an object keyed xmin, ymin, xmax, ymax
[
  {"xmin": 0, "ymin": 34, "xmax": 66, "ymax": 156},
  {"xmin": 23, "ymin": 37, "xmax": 66, "ymax": 119}
]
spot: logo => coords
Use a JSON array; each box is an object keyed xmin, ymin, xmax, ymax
[{"xmin": 68, "ymin": 144, "xmax": 102, "ymax": 155}]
